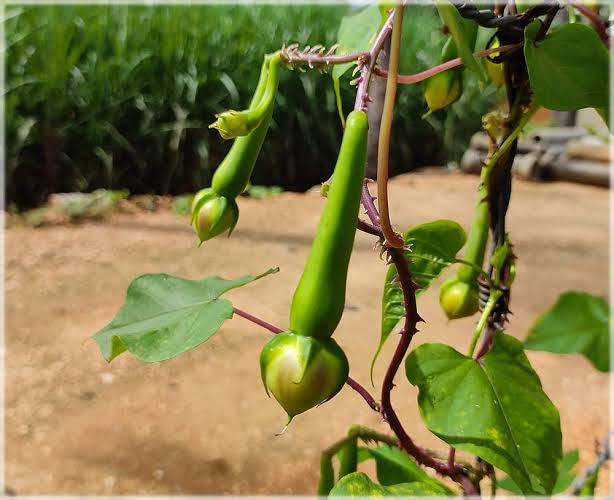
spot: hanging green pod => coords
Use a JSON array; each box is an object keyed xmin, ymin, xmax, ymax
[
  {"xmin": 289, "ymin": 111, "xmax": 368, "ymax": 340},
  {"xmin": 211, "ymin": 52, "xmax": 282, "ymax": 198},
  {"xmin": 423, "ymin": 19, "xmax": 478, "ymax": 116},
  {"xmin": 423, "ymin": 38, "xmax": 463, "ymax": 116},
  {"xmin": 439, "ymin": 162, "xmax": 489, "ymax": 319}
]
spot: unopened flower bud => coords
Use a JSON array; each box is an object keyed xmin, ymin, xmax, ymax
[
  {"xmin": 191, "ymin": 188, "xmax": 239, "ymax": 243},
  {"xmin": 260, "ymin": 331, "xmax": 349, "ymax": 419},
  {"xmin": 209, "ymin": 110, "xmax": 262, "ymax": 140}
]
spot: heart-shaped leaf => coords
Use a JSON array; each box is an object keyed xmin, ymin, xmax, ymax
[
  {"xmin": 93, "ymin": 268, "xmax": 278, "ymax": 362},
  {"xmin": 406, "ymin": 332, "xmax": 562, "ymax": 495},
  {"xmin": 524, "ymin": 291, "xmax": 609, "ymax": 372},
  {"xmin": 524, "ymin": 20, "xmax": 609, "ymax": 111}
]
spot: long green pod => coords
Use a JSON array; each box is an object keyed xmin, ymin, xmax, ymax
[
  {"xmin": 457, "ymin": 167, "xmax": 489, "ymax": 283},
  {"xmin": 439, "ymin": 165, "xmax": 489, "ymax": 319},
  {"xmin": 211, "ymin": 53, "xmax": 281, "ymax": 198},
  {"xmin": 289, "ymin": 111, "xmax": 368, "ymax": 340}
]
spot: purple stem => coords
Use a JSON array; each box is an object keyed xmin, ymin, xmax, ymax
[
  {"xmin": 354, "ymin": 9, "xmax": 395, "ymax": 112},
  {"xmin": 382, "ymin": 249, "xmax": 464, "ymax": 479},
  {"xmin": 374, "ymin": 43, "xmax": 523, "ymax": 84},
  {"xmin": 357, "ymin": 218, "xmax": 383, "ymax": 237},
  {"xmin": 361, "ymin": 181, "xmax": 381, "ymax": 227},
  {"xmin": 232, "ymin": 307, "xmax": 380, "ymax": 412},
  {"xmin": 234, "ymin": 307, "xmax": 283, "ymax": 334},
  {"xmin": 346, "ymin": 376, "xmax": 380, "ymax": 412}
]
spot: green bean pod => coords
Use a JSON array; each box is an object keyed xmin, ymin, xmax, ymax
[
  {"xmin": 423, "ymin": 20, "xmax": 478, "ymax": 116},
  {"xmin": 439, "ymin": 167, "xmax": 489, "ymax": 319},
  {"xmin": 211, "ymin": 53, "xmax": 281, "ymax": 198},
  {"xmin": 289, "ymin": 110, "xmax": 368, "ymax": 340}
]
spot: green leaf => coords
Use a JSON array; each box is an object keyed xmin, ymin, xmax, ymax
[
  {"xmin": 435, "ymin": 1, "xmax": 485, "ymax": 81},
  {"xmin": 405, "ymin": 331, "xmax": 562, "ymax": 495},
  {"xmin": 499, "ymin": 449, "xmax": 579, "ymax": 495},
  {"xmin": 329, "ymin": 471, "xmax": 453, "ymax": 497},
  {"xmin": 524, "ymin": 291, "xmax": 610, "ymax": 372},
  {"xmin": 524, "ymin": 20, "xmax": 609, "ymax": 111},
  {"xmin": 361, "ymin": 445, "xmax": 454, "ymax": 494},
  {"xmin": 93, "ymin": 268, "xmax": 279, "ymax": 362},
  {"xmin": 372, "ymin": 220, "xmax": 466, "ymax": 379},
  {"xmin": 332, "ymin": 5, "xmax": 380, "ymax": 80}
]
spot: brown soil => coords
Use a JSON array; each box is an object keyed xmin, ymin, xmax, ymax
[{"xmin": 5, "ymin": 171, "xmax": 610, "ymax": 495}]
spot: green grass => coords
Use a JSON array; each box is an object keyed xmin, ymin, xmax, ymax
[{"xmin": 5, "ymin": 5, "xmax": 495, "ymax": 209}]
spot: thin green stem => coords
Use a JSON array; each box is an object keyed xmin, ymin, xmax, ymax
[
  {"xmin": 482, "ymin": 99, "xmax": 541, "ymax": 185},
  {"xmin": 467, "ymin": 289, "xmax": 502, "ymax": 358},
  {"xmin": 376, "ymin": 4, "xmax": 404, "ymax": 249}
]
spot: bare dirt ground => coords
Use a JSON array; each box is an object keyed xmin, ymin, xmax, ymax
[{"xmin": 5, "ymin": 171, "xmax": 610, "ymax": 495}]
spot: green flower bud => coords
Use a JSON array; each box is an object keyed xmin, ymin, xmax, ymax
[
  {"xmin": 191, "ymin": 188, "xmax": 239, "ymax": 243},
  {"xmin": 209, "ymin": 109, "xmax": 263, "ymax": 140},
  {"xmin": 423, "ymin": 70, "xmax": 462, "ymax": 116},
  {"xmin": 260, "ymin": 331, "xmax": 349, "ymax": 419},
  {"xmin": 439, "ymin": 277, "xmax": 480, "ymax": 320}
]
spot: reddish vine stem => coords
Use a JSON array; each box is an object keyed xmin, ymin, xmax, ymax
[
  {"xmin": 361, "ymin": 180, "xmax": 381, "ymax": 227},
  {"xmin": 383, "ymin": 249, "xmax": 466, "ymax": 482},
  {"xmin": 280, "ymin": 47, "xmax": 369, "ymax": 68},
  {"xmin": 357, "ymin": 218, "xmax": 383, "ymax": 237},
  {"xmin": 568, "ymin": 0, "xmax": 609, "ymax": 45},
  {"xmin": 354, "ymin": 10, "xmax": 395, "ymax": 112},
  {"xmin": 232, "ymin": 307, "xmax": 380, "ymax": 412},
  {"xmin": 234, "ymin": 307, "xmax": 283, "ymax": 334},
  {"xmin": 374, "ymin": 43, "xmax": 523, "ymax": 84}
]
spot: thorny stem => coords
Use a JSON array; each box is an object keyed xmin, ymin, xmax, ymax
[
  {"xmin": 361, "ymin": 180, "xmax": 381, "ymax": 227},
  {"xmin": 232, "ymin": 307, "xmax": 380, "ymax": 412},
  {"xmin": 359, "ymin": 182, "xmax": 477, "ymax": 494},
  {"xmin": 471, "ymin": 100, "xmax": 540, "ymax": 361},
  {"xmin": 376, "ymin": 5, "xmax": 405, "ymax": 249},
  {"xmin": 354, "ymin": 10, "xmax": 395, "ymax": 112},
  {"xmin": 374, "ymin": 43, "xmax": 523, "ymax": 84},
  {"xmin": 383, "ymin": 249, "xmax": 474, "ymax": 492},
  {"xmin": 280, "ymin": 47, "xmax": 369, "ymax": 68},
  {"xmin": 568, "ymin": 0, "xmax": 609, "ymax": 45}
]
